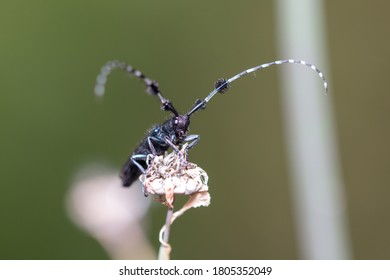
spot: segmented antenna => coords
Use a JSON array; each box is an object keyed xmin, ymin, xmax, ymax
[
  {"xmin": 95, "ymin": 61, "xmax": 179, "ymax": 116},
  {"xmin": 187, "ymin": 59, "xmax": 328, "ymax": 116},
  {"xmin": 94, "ymin": 61, "xmax": 158, "ymax": 97}
]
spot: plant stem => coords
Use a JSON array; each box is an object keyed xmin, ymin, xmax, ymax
[
  {"xmin": 158, "ymin": 206, "xmax": 174, "ymax": 260},
  {"xmin": 163, "ymin": 206, "xmax": 174, "ymax": 244}
]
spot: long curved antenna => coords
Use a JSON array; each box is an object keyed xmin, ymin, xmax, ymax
[
  {"xmin": 187, "ymin": 59, "xmax": 328, "ymax": 116},
  {"xmin": 94, "ymin": 60, "xmax": 179, "ymax": 116}
]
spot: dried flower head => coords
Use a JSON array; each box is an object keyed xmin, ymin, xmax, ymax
[
  {"xmin": 139, "ymin": 144, "xmax": 210, "ymax": 208},
  {"xmin": 138, "ymin": 144, "xmax": 211, "ymax": 259}
]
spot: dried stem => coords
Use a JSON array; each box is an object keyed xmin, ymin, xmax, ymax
[
  {"xmin": 158, "ymin": 206, "xmax": 174, "ymax": 260},
  {"xmin": 163, "ymin": 206, "xmax": 174, "ymax": 244}
]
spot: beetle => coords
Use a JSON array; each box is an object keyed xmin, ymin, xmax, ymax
[{"xmin": 94, "ymin": 59, "xmax": 327, "ymax": 188}]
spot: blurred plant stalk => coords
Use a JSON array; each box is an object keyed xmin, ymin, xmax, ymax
[{"xmin": 275, "ymin": 0, "xmax": 352, "ymax": 259}]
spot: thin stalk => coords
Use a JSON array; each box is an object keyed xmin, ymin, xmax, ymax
[{"xmin": 158, "ymin": 206, "xmax": 174, "ymax": 260}]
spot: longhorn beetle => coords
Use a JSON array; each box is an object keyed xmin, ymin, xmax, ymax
[{"xmin": 95, "ymin": 59, "xmax": 328, "ymax": 187}]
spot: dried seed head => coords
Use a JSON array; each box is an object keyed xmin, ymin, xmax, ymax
[{"xmin": 139, "ymin": 144, "xmax": 210, "ymax": 208}]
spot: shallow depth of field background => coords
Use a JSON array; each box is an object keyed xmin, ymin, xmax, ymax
[{"xmin": 1, "ymin": 1, "xmax": 389, "ymax": 259}]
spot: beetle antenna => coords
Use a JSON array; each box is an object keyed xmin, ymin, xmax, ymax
[
  {"xmin": 187, "ymin": 59, "xmax": 328, "ymax": 116},
  {"xmin": 95, "ymin": 60, "xmax": 179, "ymax": 116}
]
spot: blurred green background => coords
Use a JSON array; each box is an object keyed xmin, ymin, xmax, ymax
[{"xmin": 1, "ymin": 1, "xmax": 389, "ymax": 259}]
